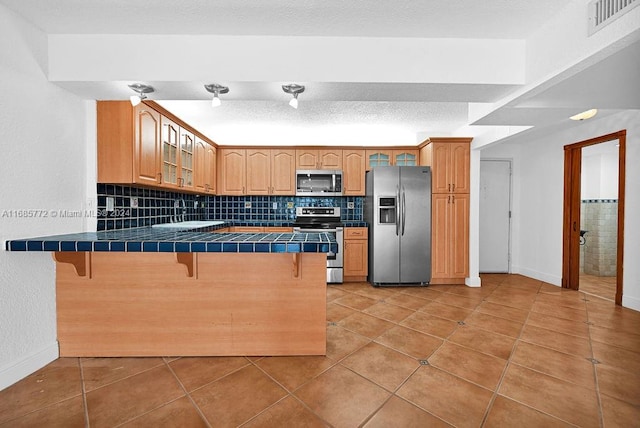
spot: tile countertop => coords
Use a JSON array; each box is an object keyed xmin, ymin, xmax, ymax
[{"xmin": 5, "ymin": 224, "xmax": 339, "ymax": 254}]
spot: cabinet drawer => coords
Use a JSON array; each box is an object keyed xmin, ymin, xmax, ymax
[{"xmin": 345, "ymin": 227, "xmax": 368, "ymax": 239}]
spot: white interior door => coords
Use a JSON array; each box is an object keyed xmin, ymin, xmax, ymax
[{"xmin": 480, "ymin": 160, "xmax": 511, "ymax": 272}]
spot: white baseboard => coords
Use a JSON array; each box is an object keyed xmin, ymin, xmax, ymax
[
  {"xmin": 511, "ymin": 265, "xmax": 561, "ymax": 286},
  {"xmin": 622, "ymin": 294, "xmax": 640, "ymax": 312},
  {"xmin": 0, "ymin": 342, "xmax": 59, "ymax": 391},
  {"xmin": 465, "ymin": 276, "xmax": 482, "ymax": 287}
]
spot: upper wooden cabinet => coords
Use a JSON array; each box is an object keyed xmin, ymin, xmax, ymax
[
  {"xmin": 296, "ymin": 149, "xmax": 342, "ymax": 170},
  {"xmin": 98, "ymin": 102, "xmax": 161, "ymax": 185},
  {"xmin": 420, "ymin": 139, "xmax": 470, "ymax": 193},
  {"xmin": 270, "ymin": 149, "xmax": 296, "ymax": 195},
  {"xmin": 365, "ymin": 149, "xmax": 419, "ymax": 170},
  {"xmin": 97, "ymin": 101, "xmax": 217, "ymax": 194},
  {"xmin": 194, "ymin": 137, "xmax": 216, "ymax": 193},
  {"xmin": 220, "ymin": 148, "xmax": 296, "ymax": 195},
  {"xmin": 218, "ymin": 148, "xmax": 246, "ymax": 195},
  {"xmin": 342, "ymin": 150, "xmax": 366, "ymax": 196}
]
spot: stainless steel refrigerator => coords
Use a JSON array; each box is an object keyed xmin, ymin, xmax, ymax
[{"xmin": 364, "ymin": 166, "xmax": 431, "ymax": 286}]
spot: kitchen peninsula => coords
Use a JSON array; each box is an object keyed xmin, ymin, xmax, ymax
[{"xmin": 6, "ymin": 225, "xmax": 336, "ymax": 357}]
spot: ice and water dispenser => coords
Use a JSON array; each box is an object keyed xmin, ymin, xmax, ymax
[{"xmin": 378, "ymin": 197, "xmax": 396, "ymax": 224}]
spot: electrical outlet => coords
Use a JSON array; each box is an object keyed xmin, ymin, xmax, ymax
[
  {"xmin": 106, "ymin": 196, "xmax": 115, "ymax": 212},
  {"xmin": 347, "ymin": 201, "xmax": 355, "ymax": 209},
  {"xmin": 287, "ymin": 202, "xmax": 294, "ymax": 209},
  {"xmin": 272, "ymin": 202, "xmax": 278, "ymax": 210},
  {"xmin": 244, "ymin": 201, "xmax": 252, "ymax": 209},
  {"xmin": 130, "ymin": 197, "xmax": 139, "ymax": 208}
]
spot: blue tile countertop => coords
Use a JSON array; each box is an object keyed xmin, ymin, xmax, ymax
[{"xmin": 6, "ymin": 225, "xmax": 338, "ymax": 254}]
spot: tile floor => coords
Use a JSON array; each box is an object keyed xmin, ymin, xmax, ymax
[
  {"xmin": 1, "ymin": 274, "xmax": 640, "ymax": 427},
  {"xmin": 580, "ymin": 274, "xmax": 617, "ymax": 302}
]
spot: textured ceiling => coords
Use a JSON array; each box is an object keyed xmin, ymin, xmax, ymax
[
  {"xmin": 1, "ymin": 0, "xmax": 638, "ymax": 146},
  {"xmin": 0, "ymin": 0, "xmax": 570, "ymax": 38}
]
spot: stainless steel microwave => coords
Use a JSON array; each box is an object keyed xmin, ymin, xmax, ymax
[{"xmin": 295, "ymin": 170, "xmax": 343, "ymax": 196}]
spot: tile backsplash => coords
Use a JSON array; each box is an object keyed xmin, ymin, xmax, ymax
[{"xmin": 97, "ymin": 184, "xmax": 364, "ymax": 231}]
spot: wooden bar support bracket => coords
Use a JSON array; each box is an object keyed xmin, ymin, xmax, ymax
[
  {"xmin": 53, "ymin": 252, "xmax": 90, "ymax": 278},
  {"xmin": 292, "ymin": 253, "xmax": 300, "ymax": 278},
  {"xmin": 176, "ymin": 253, "xmax": 195, "ymax": 278}
]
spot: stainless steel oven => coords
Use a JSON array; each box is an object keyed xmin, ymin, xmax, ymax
[{"xmin": 293, "ymin": 207, "xmax": 343, "ymax": 284}]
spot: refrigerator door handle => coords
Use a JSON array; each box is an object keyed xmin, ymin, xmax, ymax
[
  {"xmin": 401, "ymin": 186, "xmax": 406, "ymax": 236},
  {"xmin": 395, "ymin": 185, "xmax": 400, "ymax": 236}
]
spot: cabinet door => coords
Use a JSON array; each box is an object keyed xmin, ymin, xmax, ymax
[
  {"xmin": 365, "ymin": 150, "xmax": 392, "ymax": 170},
  {"xmin": 296, "ymin": 149, "xmax": 319, "ymax": 169},
  {"xmin": 271, "ymin": 149, "xmax": 296, "ymax": 195},
  {"xmin": 179, "ymin": 128, "xmax": 195, "ymax": 190},
  {"xmin": 205, "ymin": 145, "xmax": 216, "ymax": 194},
  {"xmin": 194, "ymin": 139, "xmax": 207, "ymax": 192},
  {"xmin": 218, "ymin": 149, "xmax": 246, "ymax": 195},
  {"xmin": 431, "ymin": 194, "xmax": 451, "ymax": 279},
  {"xmin": 343, "ymin": 149, "xmax": 366, "ymax": 195},
  {"xmin": 344, "ymin": 239, "xmax": 368, "ymax": 277},
  {"xmin": 133, "ymin": 105, "xmax": 161, "ymax": 185},
  {"xmin": 431, "ymin": 144, "xmax": 451, "ymax": 193},
  {"xmin": 246, "ymin": 149, "xmax": 271, "ymax": 195},
  {"xmin": 393, "ymin": 150, "xmax": 418, "ymax": 166},
  {"xmin": 161, "ymin": 117, "xmax": 180, "ymax": 188},
  {"xmin": 319, "ymin": 150, "xmax": 342, "ymax": 170},
  {"xmin": 450, "ymin": 194, "xmax": 470, "ymax": 277},
  {"xmin": 450, "ymin": 142, "xmax": 470, "ymax": 193},
  {"xmin": 195, "ymin": 138, "xmax": 216, "ymax": 193}
]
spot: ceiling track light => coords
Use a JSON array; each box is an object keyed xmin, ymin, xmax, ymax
[
  {"xmin": 204, "ymin": 83, "xmax": 229, "ymax": 108},
  {"xmin": 282, "ymin": 84, "xmax": 305, "ymax": 109},
  {"xmin": 128, "ymin": 83, "xmax": 154, "ymax": 106}
]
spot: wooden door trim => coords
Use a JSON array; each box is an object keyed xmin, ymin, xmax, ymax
[{"xmin": 562, "ymin": 130, "xmax": 626, "ymax": 305}]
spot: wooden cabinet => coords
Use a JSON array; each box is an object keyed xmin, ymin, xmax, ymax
[
  {"xmin": 343, "ymin": 149, "xmax": 366, "ymax": 196},
  {"xmin": 98, "ymin": 101, "xmax": 217, "ymax": 195},
  {"xmin": 217, "ymin": 148, "xmax": 246, "ymax": 195},
  {"xmin": 431, "ymin": 194, "xmax": 469, "ymax": 283},
  {"xmin": 296, "ymin": 149, "xmax": 342, "ymax": 170},
  {"xmin": 230, "ymin": 226, "xmax": 265, "ymax": 233},
  {"xmin": 424, "ymin": 141, "xmax": 470, "ymax": 193},
  {"xmin": 225, "ymin": 148, "xmax": 295, "ymax": 196},
  {"xmin": 98, "ymin": 102, "xmax": 163, "ymax": 186},
  {"xmin": 270, "ymin": 149, "xmax": 296, "ymax": 195},
  {"xmin": 344, "ymin": 227, "xmax": 368, "ymax": 281},
  {"xmin": 365, "ymin": 149, "xmax": 419, "ymax": 170},
  {"xmin": 246, "ymin": 149, "xmax": 271, "ymax": 195},
  {"xmin": 160, "ymin": 116, "xmax": 180, "ymax": 188},
  {"xmin": 421, "ymin": 137, "xmax": 472, "ymax": 284},
  {"xmin": 194, "ymin": 137, "xmax": 216, "ymax": 193}
]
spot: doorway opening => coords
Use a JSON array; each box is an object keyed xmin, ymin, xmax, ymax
[{"xmin": 562, "ymin": 130, "xmax": 626, "ymax": 305}]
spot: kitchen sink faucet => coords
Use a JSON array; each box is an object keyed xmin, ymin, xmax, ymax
[{"xmin": 173, "ymin": 199, "xmax": 186, "ymax": 223}]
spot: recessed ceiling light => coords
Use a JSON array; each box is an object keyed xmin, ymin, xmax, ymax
[{"xmin": 570, "ymin": 109, "xmax": 598, "ymax": 121}]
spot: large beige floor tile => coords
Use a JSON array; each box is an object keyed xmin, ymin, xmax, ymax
[
  {"xmin": 397, "ymin": 366, "xmax": 492, "ymax": 428},
  {"xmin": 242, "ymin": 396, "xmax": 328, "ymax": 428},
  {"xmin": 294, "ymin": 365, "xmax": 389, "ymax": 428},
  {"xmin": 363, "ymin": 396, "xmax": 451, "ymax": 428},
  {"xmin": 191, "ymin": 365, "xmax": 287, "ymax": 428},
  {"xmin": 255, "ymin": 355, "xmax": 335, "ymax": 391},
  {"xmin": 374, "ymin": 325, "xmax": 443, "ymax": 359},
  {"xmin": 499, "ymin": 364, "xmax": 599, "ymax": 428},
  {"xmin": 484, "ymin": 395, "xmax": 572, "ymax": 427},
  {"xmin": 168, "ymin": 356, "xmax": 250, "ymax": 392}
]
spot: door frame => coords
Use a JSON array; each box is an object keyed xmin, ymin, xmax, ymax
[
  {"xmin": 562, "ymin": 130, "xmax": 626, "ymax": 305},
  {"xmin": 479, "ymin": 158, "xmax": 513, "ymax": 273}
]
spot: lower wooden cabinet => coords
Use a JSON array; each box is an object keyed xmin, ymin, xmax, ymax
[
  {"xmin": 229, "ymin": 226, "xmax": 293, "ymax": 233},
  {"xmin": 344, "ymin": 227, "xmax": 368, "ymax": 282},
  {"xmin": 431, "ymin": 193, "xmax": 469, "ymax": 284}
]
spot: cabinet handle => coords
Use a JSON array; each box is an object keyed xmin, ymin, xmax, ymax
[
  {"xmin": 452, "ymin": 195, "xmax": 455, "ymax": 203},
  {"xmin": 157, "ymin": 173, "xmax": 162, "ymax": 184},
  {"xmin": 452, "ymin": 183, "xmax": 455, "ymax": 191}
]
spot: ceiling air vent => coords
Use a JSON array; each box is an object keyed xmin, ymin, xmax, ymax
[{"xmin": 588, "ymin": 0, "xmax": 639, "ymax": 35}]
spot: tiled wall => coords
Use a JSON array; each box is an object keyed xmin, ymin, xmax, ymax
[
  {"xmin": 96, "ymin": 184, "xmax": 206, "ymax": 231},
  {"xmin": 580, "ymin": 199, "xmax": 617, "ymax": 276},
  {"xmin": 97, "ymin": 184, "xmax": 364, "ymax": 230}
]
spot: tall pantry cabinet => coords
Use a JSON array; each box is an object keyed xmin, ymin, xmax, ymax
[{"xmin": 420, "ymin": 138, "xmax": 471, "ymax": 284}]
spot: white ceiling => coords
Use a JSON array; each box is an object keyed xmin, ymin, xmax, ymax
[{"xmin": 2, "ymin": 0, "xmax": 639, "ymax": 146}]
